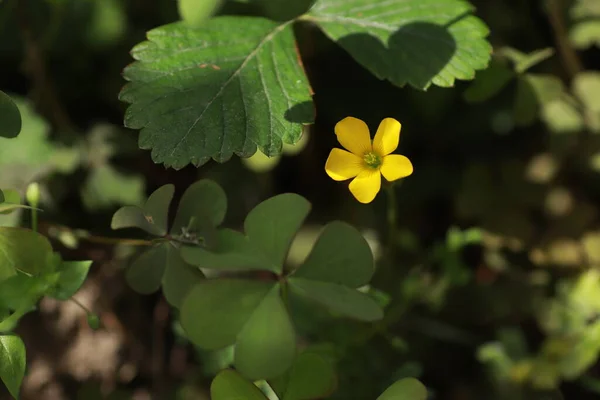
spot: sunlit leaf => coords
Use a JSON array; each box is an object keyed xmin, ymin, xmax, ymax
[
  {"xmin": 0, "ymin": 227, "xmax": 54, "ymax": 281},
  {"xmin": 0, "ymin": 335, "xmax": 26, "ymax": 399},
  {"xmin": 179, "ymin": 0, "xmax": 222, "ymax": 28},
  {"xmin": 48, "ymin": 260, "xmax": 93, "ymax": 300},
  {"xmin": 376, "ymin": 377, "xmax": 427, "ymax": 400}
]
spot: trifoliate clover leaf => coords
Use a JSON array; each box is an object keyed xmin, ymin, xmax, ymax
[
  {"xmin": 306, "ymin": 0, "xmax": 492, "ymax": 90},
  {"xmin": 211, "ymin": 369, "xmax": 268, "ymax": 400},
  {"xmin": 181, "ymin": 279, "xmax": 295, "ymax": 379},
  {"xmin": 120, "ymin": 17, "xmax": 314, "ymax": 169},
  {"xmin": 0, "ymin": 91, "xmax": 21, "ymax": 139},
  {"xmin": 181, "ymin": 193, "xmax": 311, "ymax": 273},
  {"xmin": 376, "ymin": 378, "xmax": 428, "ymax": 400}
]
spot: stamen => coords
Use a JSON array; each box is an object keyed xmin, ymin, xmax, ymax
[{"xmin": 363, "ymin": 151, "xmax": 382, "ymax": 169}]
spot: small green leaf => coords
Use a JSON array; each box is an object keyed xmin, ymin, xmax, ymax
[
  {"xmin": 162, "ymin": 245, "xmax": 204, "ymax": 308},
  {"xmin": 111, "ymin": 184, "xmax": 175, "ymax": 236},
  {"xmin": 307, "ymin": 0, "xmax": 491, "ymax": 90},
  {"xmin": 126, "ymin": 244, "xmax": 168, "ymax": 294},
  {"xmin": 180, "ymin": 279, "xmax": 274, "ymax": 349},
  {"xmin": 269, "ymin": 350, "xmax": 337, "ymax": 400},
  {"xmin": 0, "ymin": 335, "xmax": 26, "ymax": 399},
  {"xmin": 0, "ymin": 91, "xmax": 22, "ymax": 139},
  {"xmin": 86, "ymin": 313, "xmax": 101, "ymax": 330},
  {"xmin": 48, "ymin": 260, "xmax": 93, "ymax": 300},
  {"xmin": 497, "ymin": 47, "xmax": 555, "ymax": 74},
  {"xmin": 0, "ymin": 227, "xmax": 54, "ymax": 281},
  {"xmin": 0, "ymin": 190, "xmax": 22, "ymax": 216},
  {"xmin": 244, "ymin": 193, "xmax": 311, "ymax": 273},
  {"xmin": 573, "ymin": 71, "xmax": 600, "ymax": 113},
  {"xmin": 178, "ymin": 0, "xmax": 222, "ymax": 28},
  {"xmin": 170, "ymin": 179, "xmax": 227, "ymax": 239},
  {"xmin": 376, "ymin": 378, "xmax": 428, "ymax": 400},
  {"xmin": 288, "ymin": 278, "xmax": 383, "ymax": 321},
  {"xmin": 211, "ymin": 369, "xmax": 268, "ymax": 400},
  {"xmin": 120, "ymin": 18, "xmax": 314, "ymax": 169},
  {"xmin": 463, "ymin": 59, "xmax": 515, "ymax": 103},
  {"xmin": 570, "ymin": 20, "xmax": 600, "ymax": 49},
  {"xmin": 235, "ymin": 285, "xmax": 296, "ymax": 380},
  {"xmin": 291, "ymin": 221, "xmax": 374, "ymax": 288}
]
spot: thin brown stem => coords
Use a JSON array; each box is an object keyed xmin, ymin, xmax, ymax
[{"xmin": 545, "ymin": 0, "xmax": 583, "ymax": 80}]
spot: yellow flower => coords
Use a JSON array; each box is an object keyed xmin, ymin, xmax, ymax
[{"xmin": 325, "ymin": 117, "xmax": 413, "ymax": 204}]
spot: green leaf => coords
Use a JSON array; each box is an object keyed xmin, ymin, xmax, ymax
[
  {"xmin": 288, "ymin": 278, "xmax": 383, "ymax": 321},
  {"xmin": 573, "ymin": 71, "xmax": 600, "ymax": 113},
  {"xmin": 235, "ymin": 285, "xmax": 296, "ymax": 380},
  {"xmin": 0, "ymin": 227, "xmax": 54, "ymax": 281},
  {"xmin": 0, "ymin": 190, "xmax": 21, "ymax": 216},
  {"xmin": 0, "ymin": 272, "xmax": 52, "ymax": 311},
  {"xmin": 120, "ymin": 18, "xmax": 314, "ymax": 169},
  {"xmin": 0, "ymin": 91, "xmax": 21, "ymax": 139},
  {"xmin": 0, "ymin": 190, "xmax": 4, "ymax": 203},
  {"xmin": 182, "ymin": 193, "xmax": 310, "ymax": 273},
  {"xmin": 111, "ymin": 184, "xmax": 175, "ymax": 236},
  {"xmin": 570, "ymin": 20, "xmax": 600, "ymax": 49},
  {"xmin": 171, "ymin": 179, "xmax": 227, "ymax": 241},
  {"xmin": 180, "ymin": 279, "xmax": 274, "ymax": 349},
  {"xmin": 211, "ymin": 369, "xmax": 268, "ymax": 400},
  {"xmin": 125, "ymin": 244, "xmax": 168, "ymax": 294},
  {"xmin": 161, "ymin": 245, "xmax": 204, "ymax": 308},
  {"xmin": 307, "ymin": 0, "xmax": 491, "ymax": 90},
  {"xmin": 513, "ymin": 74, "xmax": 564, "ymax": 126},
  {"xmin": 376, "ymin": 378, "xmax": 428, "ymax": 400},
  {"xmin": 269, "ymin": 350, "xmax": 337, "ymax": 400},
  {"xmin": 48, "ymin": 260, "xmax": 93, "ymax": 300},
  {"xmin": 463, "ymin": 59, "xmax": 514, "ymax": 103},
  {"xmin": 80, "ymin": 164, "xmax": 145, "ymax": 211},
  {"xmin": 0, "ymin": 335, "xmax": 26, "ymax": 399},
  {"xmin": 291, "ymin": 221, "xmax": 374, "ymax": 288},
  {"xmin": 496, "ymin": 47, "xmax": 555, "ymax": 74},
  {"xmin": 178, "ymin": 0, "xmax": 222, "ymax": 28}
]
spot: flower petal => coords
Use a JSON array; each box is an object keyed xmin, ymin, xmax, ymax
[
  {"xmin": 373, "ymin": 118, "xmax": 401, "ymax": 156},
  {"xmin": 325, "ymin": 148, "xmax": 364, "ymax": 181},
  {"xmin": 380, "ymin": 155, "xmax": 413, "ymax": 181},
  {"xmin": 349, "ymin": 170, "xmax": 381, "ymax": 204},
  {"xmin": 335, "ymin": 117, "xmax": 372, "ymax": 156}
]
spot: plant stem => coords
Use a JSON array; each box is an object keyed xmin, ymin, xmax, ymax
[
  {"xmin": 31, "ymin": 207, "xmax": 38, "ymax": 233},
  {"xmin": 385, "ymin": 183, "xmax": 398, "ymax": 264},
  {"xmin": 545, "ymin": 0, "xmax": 583, "ymax": 80},
  {"xmin": 69, "ymin": 296, "xmax": 93, "ymax": 315}
]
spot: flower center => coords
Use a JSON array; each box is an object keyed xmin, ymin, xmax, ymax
[{"xmin": 363, "ymin": 151, "xmax": 382, "ymax": 169}]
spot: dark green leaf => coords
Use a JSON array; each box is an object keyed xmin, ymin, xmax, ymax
[
  {"xmin": 289, "ymin": 278, "xmax": 383, "ymax": 321},
  {"xmin": 291, "ymin": 221, "xmax": 374, "ymax": 288},
  {"xmin": 181, "ymin": 229, "xmax": 270, "ymax": 271},
  {"xmin": 111, "ymin": 184, "xmax": 174, "ymax": 236},
  {"xmin": 162, "ymin": 245, "xmax": 204, "ymax": 308},
  {"xmin": 0, "ymin": 227, "xmax": 54, "ymax": 281},
  {"xmin": 126, "ymin": 244, "xmax": 168, "ymax": 294},
  {"xmin": 210, "ymin": 369, "xmax": 268, "ymax": 400},
  {"xmin": 120, "ymin": 18, "xmax": 314, "ymax": 169},
  {"xmin": 0, "ymin": 91, "xmax": 22, "ymax": 139},
  {"xmin": 0, "ymin": 335, "xmax": 26, "ymax": 399},
  {"xmin": 463, "ymin": 59, "xmax": 514, "ymax": 103},
  {"xmin": 376, "ymin": 377, "xmax": 428, "ymax": 400},
  {"xmin": 0, "ymin": 190, "xmax": 4, "ymax": 203},
  {"xmin": 48, "ymin": 260, "xmax": 93, "ymax": 300},
  {"xmin": 180, "ymin": 279, "xmax": 274, "ymax": 349},
  {"xmin": 235, "ymin": 285, "xmax": 296, "ymax": 380},
  {"xmin": 269, "ymin": 350, "xmax": 337, "ymax": 400},
  {"xmin": 244, "ymin": 193, "xmax": 311, "ymax": 273},
  {"xmin": 307, "ymin": 0, "xmax": 491, "ymax": 90},
  {"xmin": 178, "ymin": 0, "xmax": 222, "ymax": 28},
  {"xmin": 171, "ymin": 179, "xmax": 227, "ymax": 240}
]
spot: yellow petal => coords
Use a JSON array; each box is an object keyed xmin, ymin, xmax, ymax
[
  {"xmin": 380, "ymin": 154, "xmax": 413, "ymax": 181},
  {"xmin": 372, "ymin": 118, "xmax": 401, "ymax": 156},
  {"xmin": 325, "ymin": 148, "xmax": 364, "ymax": 181},
  {"xmin": 349, "ymin": 169, "xmax": 381, "ymax": 204},
  {"xmin": 335, "ymin": 117, "xmax": 372, "ymax": 156}
]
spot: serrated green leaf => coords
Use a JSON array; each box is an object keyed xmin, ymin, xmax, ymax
[
  {"xmin": 269, "ymin": 350, "xmax": 337, "ymax": 400},
  {"xmin": 170, "ymin": 179, "xmax": 227, "ymax": 242},
  {"xmin": 178, "ymin": 0, "xmax": 222, "ymax": 28},
  {"xmin": 120, "ymin": 17, "xmax": 314, "ymax": 169},
  {"xmin": 235, "ymin": 285, "xmax": 296, "ymax": 380},
  {"xmin": 307, "ymin": 0, "xmax": 491, "ymax": 90},
  {"xmin": 0, "ymin": 335, "xmax": 26, "ymax": 399},
  {"xmin": 288, "ymin": 278, "xmax": 383, "ymax": 321},
  {"xmin": 463, "ymin": 59, "xmax": 514, "ymax": 103},
  {"xmin": 126, "ymin": 244, "xmax": 168, "ymax": 294},
  {"xmin": 0, "ymin": 227, "xmax": 54, "ymax": 281},
  {"xmin": 573, "ymin": 71, "xmax": 600, "ymax": 112},
  {"xmin": 376, "ymin": 378, "xmax": 427, "ymax": 400},
  {"xmin": 291, "ymin": 221, "xmax": 374, "ymax": 288},
  {"xmin": 180, "ymin": 279, "xmax": 274, "ymax": 349},
  {"xmin": 111, "ymin": 184, "xmax": 175, "ymax": 236},
  {"xmin": 81, "ymin": 164, "xmax": 145, "ymax": 211},
  {"xmin": 570, "ymin": 20, "xmax": 600, "ymax": 49},
  {"xmin": 162, "ymin": 245, "xmax": 204, "ymax": 308},
  {"xmin": 0, "ymin": 91, "xmax": 21, "ymax": 139},
  {"xmin": 48, "ymin": 260, "xmax": 93, "ymax": 300},
  {"xmin": 211, "ymin": 369, "xmax": 268, "ymax": 400}
]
